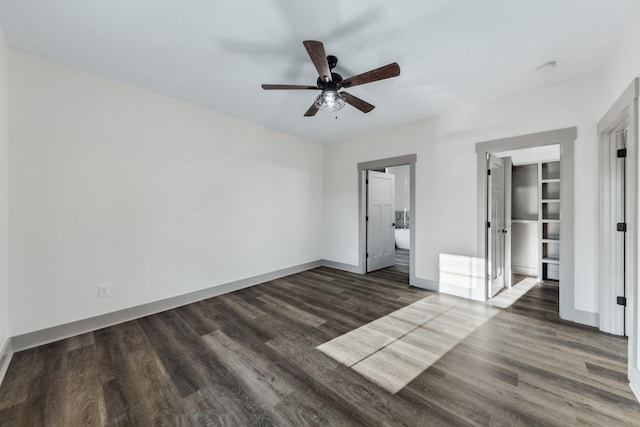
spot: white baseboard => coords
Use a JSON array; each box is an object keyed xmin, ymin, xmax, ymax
[
  {"xmin": 410, "ymin": 277, "xmax": 481, "ymax": 301},
  {"xmin": 11, "ymin": 260, "xmax": 322, "ymax": 352},
  {"xmin": 630, "ymin": 379, "xmax": 640, "ymax": 404},
  {"xmin": 0, "ymin": 337, "xmax": 12, "ymax": 387},
  {"xmin": 559, "ymin": 307, "xmax": 599, "ymax": 328},
  {"xmin": 512, "ymin": 265, "xmax": 538, "ymax": 276},
  {"xmin": 321, "ymin": 259, "xmax": 361, "ymax": 274}
]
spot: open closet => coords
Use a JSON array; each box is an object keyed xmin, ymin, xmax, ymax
[
  {"xmin": 492, "ymin": 144, "xmax": 560, "ymax": 284},
  {"xmin": 510, "ymin": 152, "xmax": 560, "ymax": 282}
]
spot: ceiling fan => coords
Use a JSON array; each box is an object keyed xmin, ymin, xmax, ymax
[{"xmin": 261, "ymin": 40, "xmax": 400, "ymax": 117}]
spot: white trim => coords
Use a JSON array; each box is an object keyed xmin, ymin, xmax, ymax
[
  {"xmin": 411, "ymin": 277, "xmax": 480, "ymax": 301},
  {"xmin": 567, "ymin": 309, "xmax": 599, "ymax": 328},
  {"xmin": 512, "ymin": 266, "xmax": 538, "ymax": 277},
  {"xmin": 0, "ymin": 338, "xmax": 12, "ymax": 386},
  {"xmin": 631, "ymin": 374, "xmax": 640, "ymax": 404},
  {"xmin": 322, "ymin": 259, "xmax": 361, "ymax": 274},
  {"xmin": 11, "ymin": 260, "xmax": 322, "ymax": 352}
]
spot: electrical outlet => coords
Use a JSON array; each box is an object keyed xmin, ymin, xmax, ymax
[{"xmin": 98, "ymin": 284, "xmax": 111, "ymax": 298}]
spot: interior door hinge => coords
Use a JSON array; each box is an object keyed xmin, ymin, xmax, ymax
[
  {"xmin": 487, "ymin": 221, "xmax": 491, "ymax": 228},
  {"xmin": 366, "ymin": 216, "xmax": 368, "ymax": 221},
  {"xmin": 617, "ymin": 148, "xmax": 627, "ymax": 158},
  {"xmin": 617, "ymin": 222, "xmax": 627, "ymax": 232},
  {"xmin": 366, "ymin": 179, "xmax": 369, "ymax": 185},
  {"xmin": 487, "ymin": 169, "xmax": 491, "ymax": 176},
  {"xmin": 617, "ymin": 296, "xmax": 627, "ymax": 306},
  {"xmin": 366, "ymin": 253, "xmax": 369, "ymax": 258}
]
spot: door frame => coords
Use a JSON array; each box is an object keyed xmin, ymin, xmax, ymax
[
  {"xmin": 475, "ymin": 129, "xmax": 582, "ymax": 322},
  {"xmin": 598, "ymin": 122, "xmax": 630, "ymax": 336},
  {"xmin": 357, "ymin": 154, "xmax": 417, "ymax": 283},
  {"xmin": 597, "ymin": 78, "xmax": 639, "ymax": 392}
]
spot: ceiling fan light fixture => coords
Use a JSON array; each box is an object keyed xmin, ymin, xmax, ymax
[{"xmin": 315, "ymin": 90, "xmax": 345, "ymax": 112}]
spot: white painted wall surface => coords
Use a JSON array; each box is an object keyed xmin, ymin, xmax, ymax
[
  {"xmin": 0, "ymin": 28, "xmax": 9, "ymax": 350},
  {"xmin": 387, "ymin": 165, "xmax": 410, "ymax": 213},
  {"xmin": 600, "ymin": 7, "xmax": 640, "ymax": 113},
  {"xmin": 494, "ymin": 144, "xmax": 560, "ymax": 165},
  {"xmin": 323, "ymin": 74, "xmax": 600, "ymax": 314},
  {"xmin": 9, "ymin": 51, "xmax": 323, "ymax": 336}
]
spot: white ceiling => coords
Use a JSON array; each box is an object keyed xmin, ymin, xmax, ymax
[{"xmin": 0, "ymin": 0, "xmax": 638, "ymax": 144}]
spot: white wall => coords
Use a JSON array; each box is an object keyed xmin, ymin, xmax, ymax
[
  {"xmin": 600, "ymin": 7, "xmax": 640, "ymax": 113},
  {"xmin": 0, "ymin": 28, "xmax": 9, "ymax": 351},
  {"xmin": 387, "ymin": 165, "xmax": 410, "ymax": 213},
  {"xmin": 495, "ymin": 144, "xmax": 560, "ymax": 165},
  {"xmin": 324, "ymin": 74, "xmax": 601, "ymax": 313},
  {"xmin": 9, "ymin": 51, "xmax": 323, "ymax": 336}
]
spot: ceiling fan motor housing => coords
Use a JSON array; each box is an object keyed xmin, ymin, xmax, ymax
[{"xmin": 317, "ymin": 71, "xmax": 343, "ymax": 90}]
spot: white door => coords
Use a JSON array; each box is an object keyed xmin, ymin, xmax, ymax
[
  {"xmin": 367, "ymin": 170, "xmax": 395, "ymax": 272},
  {"xmin": 600, "ymin": 128, "xmax": 628, "ymax": 336},
  {"xmin": 503, "ymin": 157, "xmax": 513, "ymax": 289},
  {"xmin": 488, "ymin": 154, "xmax": 506, "ymax": 297},
  {"xmin": 616, "ymin": 129, "xmax": 628, "ymax": 336}
]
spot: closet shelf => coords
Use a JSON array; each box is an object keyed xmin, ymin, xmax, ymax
[
  {"xmin": 512, "ymin": 219, "xmax": 538, "ymax": 224},
  {"xmin": 541, "ymin": 161, "xmax": 561, "ymax": 282}
]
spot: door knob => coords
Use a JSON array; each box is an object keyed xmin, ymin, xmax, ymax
[{"xmin": 392, "ymin": 222, "xmax": 396, "ymax": 227}]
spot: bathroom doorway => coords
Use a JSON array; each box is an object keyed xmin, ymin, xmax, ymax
[
  {"xmin": 357, "ymin": 155, "xmax": 417, "ymax": 284},
  {"xmin": 386, "ymin": 165, "xmax": 411, "ymax": 274}
]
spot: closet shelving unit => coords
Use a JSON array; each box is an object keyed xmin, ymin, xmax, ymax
[{"xmin": 540, "ymin": 161, "xmax": 560, "ymax": 281}]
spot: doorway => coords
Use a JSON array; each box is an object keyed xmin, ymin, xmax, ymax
[
  {"xmin": 385, "ymin": 165, "xmax": 411, "ymax": 274},
  {"xmin": 598, "ymin": 107, "xmax": 634, "ymax": 337},
  {"xmin": 358, "ymin": 155, "xmax": 417, "ymax": 283},
  {"xmin": 475, "ymin": 128, "xmax": 583, "ymax": 325},
  {"xmin": 490, "ymin": 145, "xmax": 562, "ymax": 300}
]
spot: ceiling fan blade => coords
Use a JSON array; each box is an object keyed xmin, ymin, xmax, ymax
[
  {"xmin": 262, "ymin": 84, "xmax": 318, "ymax": 90},
  {"xmin": 341, "ymin": 92, "xmax": 375, "ymax": 113},
  {"xmin": 340, "ymin": 63, "xmax": 400, "ymax": 88},
  {"xmin": 304, "ymin": 102, "xmax": 319, "ymax": 117},
  {"xmin": 303, "ymin": 40, "xmax": 332, "ymax": 82}
]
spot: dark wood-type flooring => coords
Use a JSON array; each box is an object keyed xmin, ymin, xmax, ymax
[
  {"xmin": 1, "ymin": 266, "xmax": 639, "ymax": 426},
  {"xmin": 512, "ymin": 273, "xmax": 531, "ymax": 286}
]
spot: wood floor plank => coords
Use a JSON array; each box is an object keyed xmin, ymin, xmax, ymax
[
  {"xmin": 63, "ymin": 345, "xmax": 108, "ymax": 426},
  {"xmin": 201, "ymin": 330, "xmax": 295, "ymax": 409},
  {"xmin": 1, "ymin": 266, "xmax": 639, "ymax": 425}
]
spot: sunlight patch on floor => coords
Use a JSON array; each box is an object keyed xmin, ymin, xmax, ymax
[
  {"xmin": 489, "ymin": 277, "xmax": 538, "ymax": 308},
  {"xmin": 316, "ymin": 279, "xmax": 537, "ymax": 394}
]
